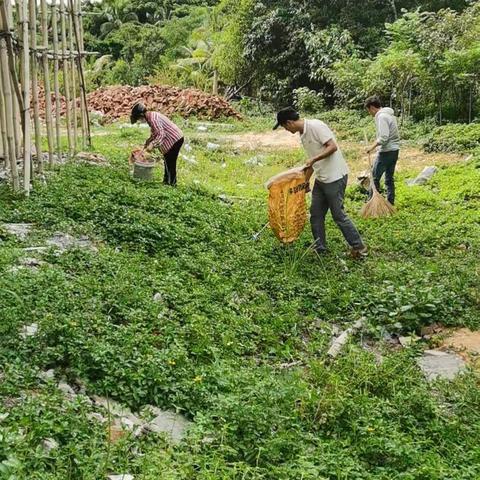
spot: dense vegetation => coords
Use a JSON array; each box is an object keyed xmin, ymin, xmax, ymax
[
  {"xmin": 1, "ymin": 1, "xmax": 479, "ymax": 478},
  {"xmin": 83, "ymin": 0, "xmax": 479, "ymax": 123},
  {"xmin": 1, "ymin": 120, "xmax": 479, "ymax": 478}
]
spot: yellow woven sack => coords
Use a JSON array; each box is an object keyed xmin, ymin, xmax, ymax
[{"xmin": 266, "ymin": 167, "xmax": 308, "ymax": 244}]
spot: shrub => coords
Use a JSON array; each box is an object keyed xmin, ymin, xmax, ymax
[
  {"xmin": 293, "ymin": 87, "xmax": 325, "ymax": 114},
  {"xmin": 423, "ymin": 123, "xmax": 480, "ymax": 153}
]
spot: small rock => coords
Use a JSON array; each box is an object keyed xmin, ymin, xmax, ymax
[
  {"xmin": 184, "ymin": 143, "xmax": 193, "ymax": 153},
  {"xmin": 108, "ymin": 475, "xmax": 134, "ymax": 480},
  {"xmin": 181, "ymin": 154, "xmax": 198, "ymax": 165},
  {"xmin": 153, "ymin": 293, "xmax": 163, "ymax": 302},
  {"xmin": 41, "ymin": 438, "xmax": 59, "ymax": 453},
  {"xmin": 197, "ymin": 126, "xmax": 208, "ymax": 132},
  {"xmin": 218, "ymin": 194, "xmax": 232, "ymax": 204},
  {"xmin": 420, "ymin": 323, "xmax": 444, "ymax": 337},
  {"xmin": 2, "ymin": 223, "xmax": 33, "ymax": 240},
  {"xmin": 244, "ymin": 156, "xmax": 265, "ymax": 167},
  {"xmin": 87, "ymin": 412, "xmax": 107, "ymax": 423},
  {"xmin": 91, "ymin": 396, "xmax": 142, "ymax": 426},
  {"xmin": 20, "ymin": 323, "xmax": 38, "ymax": 339},
  {"xmin": 38, "ymin": 369, "xmax": 55, "ymax": 381},
  {"xmin": 135, "ymin": 411, "xmax": 191, "ymax": 444},
  {"xmin": 407, "ymin": 166, "xmax": 438, "ymax": 186},
  {"xmin": 57, "ymin": 382, "xmax": 76, "ymax": 400},
  {"xmin": 46, "ymin": 233, "xmax": 97, "ymax": 253},
  {"xmin": 330, "ymin": 324, "xmax": 341, "ymax": 336},
  {"xmin": 20, "ymin": 257, "xmax": 43, "ymax": 267},
  {"xmin": 399, "ymin": 335, "xmax": 420, "ymax": 347},
  {"xmin": 206, "ymin": 142, "xmax": 220, "ymax": 151},
  {"xmin": 417, "ymin": 349, "xmax": 466, "ymax": 381}
]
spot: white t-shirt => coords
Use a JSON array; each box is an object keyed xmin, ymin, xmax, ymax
[{"xmin": 300, "ymin": 119, "xmax": 349, "ymax": 183}]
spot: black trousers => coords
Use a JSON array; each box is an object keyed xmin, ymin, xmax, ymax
[
  {"xmin": 371, "ymin": 150, "xmax": 399, "ymax": 205},
  {"xmin": 163, "ymin": 138, "xmax": 184, "ymax": 186}
]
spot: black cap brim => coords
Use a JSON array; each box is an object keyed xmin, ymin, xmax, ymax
[{"xmin": 272, "ymin": 122, "xmax": 280, "ymax": 130}]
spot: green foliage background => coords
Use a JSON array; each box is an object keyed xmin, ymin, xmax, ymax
[{"xmin": 83, "ymin": 0, "xmax": 480, "ymax": 124}]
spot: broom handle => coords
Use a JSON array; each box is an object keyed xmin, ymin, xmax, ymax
[{"xmin": 364, "ymin": 131, "xmax": 379, "ymax": 194}]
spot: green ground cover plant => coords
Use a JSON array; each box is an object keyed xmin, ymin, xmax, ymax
[{"xmin": 0, "ymin": 122, "xmax": 479, "ymax": 479}]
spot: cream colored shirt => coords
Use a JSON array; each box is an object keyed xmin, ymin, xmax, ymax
[{"xmin": 301, "ymin": 119, "xmax": 348, "ymax": 183}]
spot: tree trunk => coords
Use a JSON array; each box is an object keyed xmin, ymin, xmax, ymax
[{"xmin": 212, "ymin": 69, "xmax": 219, "ymax": 95}]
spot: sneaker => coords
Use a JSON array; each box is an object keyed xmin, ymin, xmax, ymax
[{"xmin": 350, "ymin": 246, "xmax": 368, "ymax": 259}]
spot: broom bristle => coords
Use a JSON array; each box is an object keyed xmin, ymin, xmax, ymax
[{"xmin": 360, "ymin": 191, "xmax": 396, "ymax": 219}]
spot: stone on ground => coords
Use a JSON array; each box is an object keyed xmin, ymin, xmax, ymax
[
  {"xmin": 417, "ymin": 349, "xmax": 466, "ymax": 381},
  {"xmin": 135, "ymin": 410, "xmax": 191, "ymax": 444},
  {"xmin": 2, "ymin": 223, "xmax": 33, "ymax": 239}
]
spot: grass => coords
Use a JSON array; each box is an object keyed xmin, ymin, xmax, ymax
[{"xmin": 0, "ymin": 118, "xmax": 480, "ymax": 479}]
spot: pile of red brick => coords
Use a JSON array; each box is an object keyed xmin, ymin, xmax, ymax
[
  {"xmin": 87, "ymin": 85, "xmax": 241, "ymax": 122},
  {"xmin": 36, "ymin": 84, "xmax": 241, "ymax": 123}
]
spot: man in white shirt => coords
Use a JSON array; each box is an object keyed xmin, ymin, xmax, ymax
[{"xmin": 274, "ymin": 107, "xmax": 367, "ymax": 257}]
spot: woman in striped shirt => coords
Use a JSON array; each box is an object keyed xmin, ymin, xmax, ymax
[{"xmin": 131, "ymin": 103, "xmax": 184, "ymax": 186}]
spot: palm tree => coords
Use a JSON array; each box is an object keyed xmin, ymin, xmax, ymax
[{"xmin": 98, "ymin": 0, "xmax": 139, "ymax": 38}]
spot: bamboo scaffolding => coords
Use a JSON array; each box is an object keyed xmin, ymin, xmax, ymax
[
  {"xmin": 29, "ymin": 0, "xmax": 42, "ymax": 172},
  {"xmin": 19, "ymin": 0, "xmax": 31, "ymax": 193},
  {"xmin": 60, "ymin": 0, "xmax": 73, "ymax": 155},
  {"xmin": 51, "ymin": 3, "xmax": 61, "ymax": 157},
  {"xmin": 40, "ymin": 0, "xmax": 54, "ymax": 165},
  {"xmin": 68, "ymin": 5, "xmax": 77, "ymax": 152},
  {"xmin": 0, "ymin": 0, "xmax": 88, "ymax": 191}
]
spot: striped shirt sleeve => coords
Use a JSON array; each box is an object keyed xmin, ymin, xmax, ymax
[
  {"xmin": 145, "ymin": 112, "xmax": 166, "ymax": 149},
  {"xmin": 145, "ymin": 112, "xmax": 183, "ymax": 154}
]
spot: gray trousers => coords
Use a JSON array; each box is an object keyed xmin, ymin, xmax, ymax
[{"xmin": 310, "ymin": 175, "xmax": 364, "ymax": 251}]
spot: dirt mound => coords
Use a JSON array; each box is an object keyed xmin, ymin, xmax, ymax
[
  {"xmin": 88, "ymin": 85, "xmax": 241, "ymax": 122},
  {"xmin": 36, "ymin": 85, "xmax": 241, "ymax": 123}
]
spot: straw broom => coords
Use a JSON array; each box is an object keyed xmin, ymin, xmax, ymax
[{"xmin": 360, "ymin": 133, "xmax": 395, "ymax": 219}]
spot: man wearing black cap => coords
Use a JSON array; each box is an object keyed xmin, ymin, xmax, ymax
[{"xmin": 274, "ymin": 107, "xmax": 367, "ymax": 257}]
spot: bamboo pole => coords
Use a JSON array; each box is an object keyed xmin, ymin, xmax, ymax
[
  {"xmin": 70, "ymin": 0, "xmax": 91, "ymax": 148},
  {"xmin": 29, "ymin": 0, "xmax": 43, "ymax": 172},
  {"xmin": 68, "ymin": 4, "xmax": 78, "ymax": 151},
  {"xmin": 0, "ymin": 21, "xmax": 20, "ymax": 190},
  {"xmin": 40, "ymin": 0, "xmax": 54, "ymax": 165},
  {"xmin": 0, "ymin": 1, "xmax": 24, "ymax": 131},
  {"xmin": 0, "ymin": 61, "xmax": 8, "ymax": 166},
  {"xmin": 5, "ymin": 0, "xmax": 22, "ymax": 161},
  {"xmin": 60, "ymin": 0, "xmax": 72, "ymax": 155},
  {"xmin": 19, "ymin": 0, "xmax": 31, "ymax": 194},
  {"xmin": 51, "ymin": 3, "xmax": 62, "ymax": 157},
  {"xmin": 73, "ymin": 0, "xmax": 85, "ymax": 148}
]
